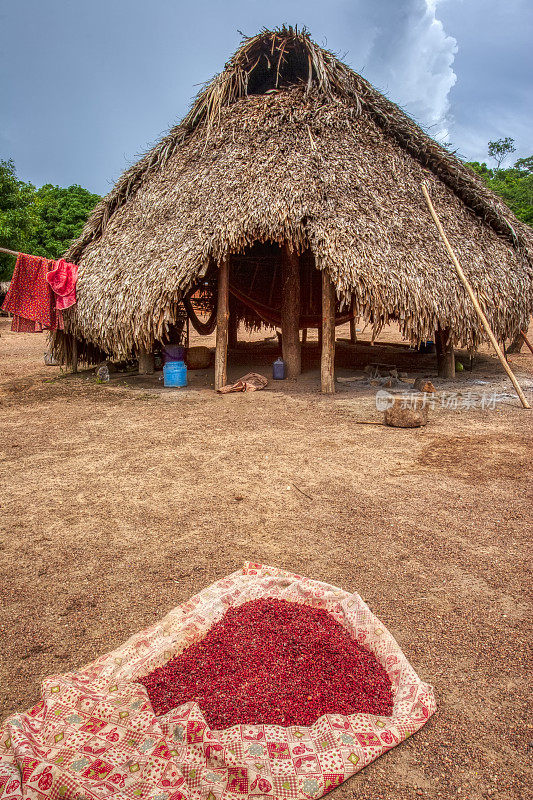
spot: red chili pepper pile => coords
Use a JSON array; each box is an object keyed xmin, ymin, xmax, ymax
[{"xmin": 139, "ymin": 598, "xmax": 393, "ymax": 728}]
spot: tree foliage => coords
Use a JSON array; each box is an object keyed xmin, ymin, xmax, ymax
[
  {"xmin": 487, "ymin": 137, "xmax": 516, "ymax": 170},
  {"xmin": 466, "ymin": 145, "xmax": 533, "ymax": 227},
  {"xmin": 29, "ymin": 184, "xmax": 101, "ymax": 259},
  {"xmin": 0, "ymin": 160, "xmax": 36, "ymax": 279},
  {"xmin": 0, "ymin": 161, "xmax": 100, "ymax": 280}
]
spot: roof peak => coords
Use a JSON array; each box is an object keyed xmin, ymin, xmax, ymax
[
  {"xmin": 182, "ymin": 26, "xmax": 352, "ymax": 135},
  {"xmin": 64, "ymin": 26, "xmax": 531, "ymax": 265}
]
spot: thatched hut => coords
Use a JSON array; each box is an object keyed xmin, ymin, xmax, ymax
[{"xmin": 53, "ymin": 26, "xmax": 533, "ymax": 391}]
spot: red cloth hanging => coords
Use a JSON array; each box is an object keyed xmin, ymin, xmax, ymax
[
  {"xmin": 46, "ymin": 258, "xmax": 78, "ymax": 309},
  {"xmin": 1, "ymin": 252, "xmax": 59, "ymax": 331}
]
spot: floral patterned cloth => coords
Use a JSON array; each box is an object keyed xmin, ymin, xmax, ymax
[
  {"xmin": 0, "ymin": 564, "xmax": 436, "ymax": 800},
  {"xmin": 1, "ymin": 253, "xmax": 59, "ymax": 332}
]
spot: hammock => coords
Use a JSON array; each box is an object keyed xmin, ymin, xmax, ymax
[
  {"xmin": 183, "ymin": 288, "xmax": 217, "ymax": 335},
  {"xmin": 229, "ymin": 283, "xmax": 353, "ymax": 329},
  {"xmin": 184, "ymin": 282, "xmax": 353, "ymax": 335}
]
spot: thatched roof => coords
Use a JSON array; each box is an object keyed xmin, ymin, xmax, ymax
[{"xmin": 57, "ymin": 26, "xmax": 533, "ymax": 359}]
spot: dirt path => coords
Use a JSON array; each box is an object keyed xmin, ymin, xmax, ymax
[{"xmin": 0, "ymin": 318, "xmax": 532, "ymax": 799}]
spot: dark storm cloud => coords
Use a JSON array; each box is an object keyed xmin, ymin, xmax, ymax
[{"xmin": 0, "ymin": 0, "xmax": 530, "ymax": 192}]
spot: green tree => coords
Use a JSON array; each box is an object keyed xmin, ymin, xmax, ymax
[
  {"xmin": 466, "ymin": 144, "xmax": 533, "ymax": 228},
  {"xmin": 0, "ymin": 160, "xmax": 36, "ymax": 280},
  {"xmin": 26, "ymin": 184, "xmax": 101, "ymax": 259},
  {"xmin": 0, "ymin": 160, "xmax": 100, "ymax": 281},
  {"xmin": 488, "ymin": 137, "xmax": 516, "ymax": 170}
]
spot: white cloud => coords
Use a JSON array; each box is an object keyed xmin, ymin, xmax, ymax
[{"xmin": 344, "ymin": 0, "xmax": 458, "ymax": 143}]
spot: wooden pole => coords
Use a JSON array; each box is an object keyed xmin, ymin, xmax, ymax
[
  {"xmin": 138, "ymin": 349, "xmax": 154, "ymax": 374},
  {"xmin": 301, "ymin": 328, "xmax": 308, "ymax": 344},
  {"xmin": 422, "ymin": 183, "xmax": 530, "ymax": 408},
  {"xmin": 0, "ymin": 246, "xmax": 20, "ymax": 257},
  {"xmin": 69, "ymin": 335, "xmax": 78, "ymax": 374},
  {"xmin": 281, "ymin": 244, "xmax": 301, "ymax": 378},
  {"xmin": 508, "ymin": 329, "xmax": 533, "ymax": 355},
  {"xmin": 349, "ymin": 298, "xmax": 357, "ymax": 344},
  {"xmin": 521, "ymin": 330, "xmax": 533, "ymax": 355},
  {"xmin": 321, "ymin": 269, "xmax": 336, "ymax": 394},
  {"xmin": 435, "ymin": 326, "xmax": 455, "ymax": 379},
  {"xmin": 215, "ymin": 255, "xmax": 230, "ymax": 390}
]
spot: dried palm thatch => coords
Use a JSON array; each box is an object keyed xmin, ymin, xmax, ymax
[{"xmin": 53, "ymin": 26, "xmax": 533, "ymax": 362}]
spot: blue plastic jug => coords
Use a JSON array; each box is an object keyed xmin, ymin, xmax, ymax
[
  {"xmin": 273, "ymin": 357, "xmax": 286, "ymax": 380},
  {"xmin": 163, "ymin": 360, "xmax": 187, "ymax": 387}
]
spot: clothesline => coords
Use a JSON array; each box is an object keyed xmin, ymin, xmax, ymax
[
  {"xmin": 1, "ymin": 251, "xmax": 78, "ymax": 333},
  {"xmin": 0, "ymin": 246, "xmax": 25, "ymax": 257}
]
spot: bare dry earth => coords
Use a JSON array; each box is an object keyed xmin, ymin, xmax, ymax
[{"xmin": 0, "ymin": 318, "xmax": 532, "ymax": 800}]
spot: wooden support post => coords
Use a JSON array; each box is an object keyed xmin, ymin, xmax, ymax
[
  {"xmin": 301, "ymin": 328, "xmax": 308, "ymax": 344},
  {"xmin": 521, "ymin": 330, "xmax": 533, "ymax": 355},
  {"xmin": 69, "ymin": 335, "xmax": 78, "ymax": 374},
  {"xmin": 321, "ymin": 270, "xmax": 336, "ymax": 394},
  {"xmin": 507, "ymin": 331, "xmax": 524, "ymax": 354},
  {"xmin": 215, "ymin": 256, "xmax": 230, "ymax": 390},
  {"xmin": 138, "ymin": 349, "xmax": 154, "ymax": 375},
  {"xmin": 435, "ymin": 327, "xmax": 455, "ymax": 379},
  {"xmin": 349, "ymin": 297, "xmax": 357, "ymax": 343},
  {"xmin": 281, "ymin": 244, "xmax": 301, "ymax": 378}
]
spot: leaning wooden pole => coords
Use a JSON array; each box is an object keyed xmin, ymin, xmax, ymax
[
  {"xmin": 521, "ymin": 330, "xmax": 533, "ymax": 355},
  {"xmin": 321, "ymin": 269, "xmax": 336, "ymax": 394},
  {"xmin": 281, "ymin": 244, "xmax": 301, "ymax": 378},
  {"xmin": 215, "ymin": 256, "xmax": 230, "ymax": 390},
  {"xmin": 421, "ymin": 183, "xmax": 530, "ymax": 409}
]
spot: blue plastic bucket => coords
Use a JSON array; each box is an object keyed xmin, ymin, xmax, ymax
[{"xmin": 163, "ymin": 360, "xmax": 187, "ymax": 387}]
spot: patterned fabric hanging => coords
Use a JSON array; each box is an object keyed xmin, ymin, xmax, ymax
[{"xmin": 1, "ymin": 253, "xmax": 59, "ymax": 331}]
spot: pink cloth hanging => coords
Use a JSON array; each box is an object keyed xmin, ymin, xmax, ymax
[{"xmin": 46, "ymin": 258, "xmax": 78, "ymax": 310}]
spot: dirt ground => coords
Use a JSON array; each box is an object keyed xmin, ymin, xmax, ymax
[{"xmin": 0, "ymin": 316, "xmax": 532, "ymax": 800}]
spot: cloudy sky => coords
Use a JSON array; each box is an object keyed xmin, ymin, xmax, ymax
[{"xmin": 1, "ymin": 0, "xmax": 531, "ymax": 195}]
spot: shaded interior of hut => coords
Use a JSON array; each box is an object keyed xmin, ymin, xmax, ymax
[
  {"xmin": 150, "ymin": 242, "xmax": 349, "ymax": 393},
  {"xmin": 141, "ymin": 241, "xmax": 458, "ymax": 395}
]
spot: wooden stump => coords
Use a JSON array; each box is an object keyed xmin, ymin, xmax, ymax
[
  {"xmin": 384, "ymin": 396, "xmax": 429, "ymax": 428},
  {"xmin": 215, "ymin": 256, "xmax": 230, "ymax": 390},
  {"xmin": 321, "ymin": 270, "xmax": 336, "ymax": 394},
  {"xmin": 138, "ymin": 349, "xmax": 155, "ymax": 375},
  {"xmin": 436, "ymin": 327, "xmax": 455, "ymax": 379},
  {"xmin": 281, "ymin": 244, "xmax": 301, "ymax": 378}
]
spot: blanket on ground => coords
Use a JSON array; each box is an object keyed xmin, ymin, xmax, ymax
[{"xmin": 0, "ymin": 564, "xmax": 436, "ymax": 800}]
